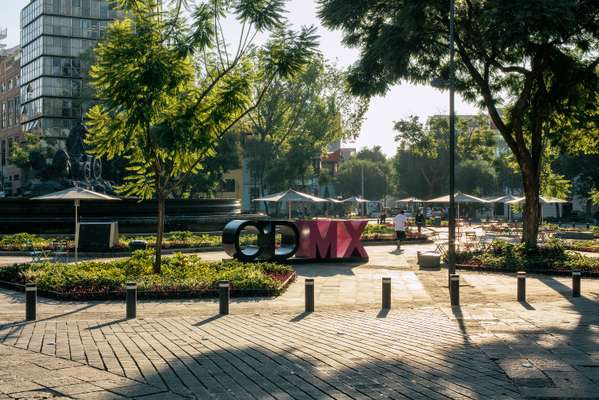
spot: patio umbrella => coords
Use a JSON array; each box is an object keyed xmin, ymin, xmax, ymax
[
  {"xmin": 396, "ymin": 197, "xmax": 425, "ymax": 213},
  {"xmin": 32, "ymin": 187, "xmax": 121, "ymax": 261},
  {"xmin": 425, "ymin": 192, "xmax": 489, "ymax": 219},
  {"xmin": 252, "ymin": 189, "xmax": 328, "ymax": 219},
  {"xmin": 505, "ymin": 196, "xmax": 568, "ymax": 221},
  {"xmin": 396, "ymin": 196, "xmax": 424, "ymax": 203},
  {"xmin": 486, "ymin": 194, "xmax": 521, "ymax": 221},
  {"xmin": 505, "ymin": 196, "xmax": 568, "ymax": 205},
  {"xmin": 341, "ymin": 195, "xmax": 370, "ymax": 203}
]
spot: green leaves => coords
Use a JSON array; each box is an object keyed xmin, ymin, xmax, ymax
[
  {"xmin": 234, "ymin": 0, "xmax": 286, "ymax": 31},
  {"xmin": 263, "ymin": 26, "xmax": 319, "ymax": 78}
]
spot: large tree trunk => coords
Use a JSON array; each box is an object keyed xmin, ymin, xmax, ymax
[
  {"xmin": 154, "ymin": 196, "xmax": 166, "ymax": 274},
  {"xmin": 521, "ymin": 167, "xmax": 541, "ymax": 248}
]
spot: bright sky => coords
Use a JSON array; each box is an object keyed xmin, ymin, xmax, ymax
[{"xmin": 1, "ymin": 0, "xmax": 480, "ymax": 156}]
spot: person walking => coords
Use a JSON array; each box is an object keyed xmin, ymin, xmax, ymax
[
  {"xmin": 394, "ymin": 210, "xmax": 407, "ymax": 250},
  {"xmin": 415, "ymin": 209, "xmax": 425, "ymax": 234}
]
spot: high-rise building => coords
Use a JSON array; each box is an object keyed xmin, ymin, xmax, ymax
[
  {"xmin": 19, "ymin": 0, "xmax": 116, "ymax": 147},
  {"xmin": 0, "ymin": 33, "xmax": 22, "ymax": 196}
]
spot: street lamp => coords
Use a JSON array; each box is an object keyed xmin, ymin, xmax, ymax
[
  {"xmin": 448, "ymin": 0, "xmax": 456, "ymax": 280},
  {"xmin": 432, "ymin": 1, "xmax": 456, "ymax": 281}
]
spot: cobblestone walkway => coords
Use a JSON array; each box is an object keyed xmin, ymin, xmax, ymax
[
  {"xmin": 0, "ymin": 310, "xmax": 521, "ymax": 400},
  {"xmin": 0, "ymin": 245, "xmax": 599, "ymax": 398}
]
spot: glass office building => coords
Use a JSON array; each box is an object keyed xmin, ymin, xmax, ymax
[{"xmin": 20, "ymin": 0, "xmax": 116, "ymax": 145}]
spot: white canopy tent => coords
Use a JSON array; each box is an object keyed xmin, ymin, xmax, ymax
[
  {"xmin": 486, "ymin": 194, "xmax": 522, "ymax": 221},
  {"xmin": 252, "ymin": 189, "xmax": 328, "ymax": 219},
  {"xmin": 425, "ymin": 192, "xmax": 489, "ymax": 220},
  {"xmin": 506, "ymin": 196, "xmax": 568, "ymax": 221},
  {"xmin": 32, "ymin": 187, "xmax": 121, "ymax": 261}
]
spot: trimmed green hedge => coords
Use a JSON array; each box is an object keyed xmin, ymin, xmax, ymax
[
  {"xmin": 456, "ymin": 239, "xmax": 599, "ymax": 272},
  {"xmin": 0, "ymin": 250, "xmax": 293, "ymax": 299}
]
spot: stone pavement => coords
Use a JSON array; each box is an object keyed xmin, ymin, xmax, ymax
[{"xmin": 0, "ymin": 244, "xmax": 598, "ymax": 399}]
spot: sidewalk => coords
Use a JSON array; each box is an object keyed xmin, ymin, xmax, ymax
[{"xmin": 0, "ymin": 244, "xmax": 598, "ymax": 399}]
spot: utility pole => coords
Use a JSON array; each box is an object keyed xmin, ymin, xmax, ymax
[
  {"xmin": 361, "ymin": 164, "xmax": 365, "ymax": 215},
  {"xmin": 447, "ymin": 0, "xmax": 457, "ymax": 279}
]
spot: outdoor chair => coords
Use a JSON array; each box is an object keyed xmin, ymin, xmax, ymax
[
  {"xmin": 51, "ymin": 240, "xmax": 70, "ymax": 262},
  {"xmin": 464, "ymin": 231, "xmax": 478, "ymax": 251},
  {"xmin": 26, "ymin": 239, "xmax": 47, "ymax": 263}
]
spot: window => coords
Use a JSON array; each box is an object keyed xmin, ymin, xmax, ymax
[{"xmin": 223, "ymin": 179, "xmax": 236, "ymax": 192}]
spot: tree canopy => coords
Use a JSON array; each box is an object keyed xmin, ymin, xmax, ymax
[
  {"xmin": 319, "ymin": 0, "xmax": 599, "ymax": 247},
  {"xmin": 86, "ymin": 0, "xmax": 318, "ymax": 271}
]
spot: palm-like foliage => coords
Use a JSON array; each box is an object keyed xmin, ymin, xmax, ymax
[{"xmin": 86, "ymin": 0, "xmax": 318, "ymax": 272}]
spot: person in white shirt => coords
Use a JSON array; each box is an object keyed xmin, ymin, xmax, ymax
[{"xmin": 394, "ymin": 210, "xmax": 408, "ymax": 250}]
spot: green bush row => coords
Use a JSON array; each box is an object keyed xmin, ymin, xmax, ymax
[
  {"xmin": 0, "ymin": 250, "xmax": 293, "ymax": 294},
  {"xmin": 457, "ymin": 239, "xmax": 599, "ymax": 272}
]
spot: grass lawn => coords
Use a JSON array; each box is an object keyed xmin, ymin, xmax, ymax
[{"xmin": 0, "ymin": 250, "xmax": 294, "ymax": 300}]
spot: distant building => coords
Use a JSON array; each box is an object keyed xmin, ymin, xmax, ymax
[
  {"xmin": 19, "ymin": 0, "xmax": 117, "ymax": 148},
  {"xmin": 0, "ymin": 42, "xmax": 22, "ymax": 196}
]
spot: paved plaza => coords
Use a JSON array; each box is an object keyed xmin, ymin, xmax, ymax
[{"xmin": 0, "ymin": 244, "xmax": 598, "ymax": 399}]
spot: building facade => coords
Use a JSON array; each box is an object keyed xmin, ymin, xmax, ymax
[
  {"xmin": 20, "ymin": 0, "xmax": 116, "ymax": 147},
  {"xmin": 0, "ymin": 43, "xmax": 22, "ymax": 196}
]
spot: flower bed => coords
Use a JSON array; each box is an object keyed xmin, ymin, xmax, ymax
[
  {"xmin": 361, "ymin": 224, "xmax": 429, "ymax": 241},
  {"xmin": 456, "ymin": 240, "xmax": 599, "ymax": 274},
  {"xmin": 1, "ymin": 228, "xmax": 430, "ymax": 254},
  {"xmin": 561, "ymin": 239, "xmax": 599, "ymax": 253},
  {"xmin": 0, "ymin": 250, "xmax": 295, "ymax": 300}
]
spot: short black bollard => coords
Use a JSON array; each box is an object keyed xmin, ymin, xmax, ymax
[
  {"xmin": 517, "ymin": 271, "xmax": 526, "ymax": 302},
  {"xmin": 572, "ymin": 271, "xmax": 581, "ymax": 298},
  {"xmin": 305, "ymin": 279, "xmax": 315, "ymax": 313},
  {"xmin": 382, "ymin": 277, "xmax": 391, "ymax": 309},
  {"xmin": 450, "ymin": 274, "xmax": 460, "ymax": 306},
  {"xmin": 25, "ymin": 283, "xmax": 37, "ymax": 321},
  {"xmin": 219, "ymin": 280, "xmax": 230, "ymax": 315},
  {"xmin": 126, "ymin": 282, "xmax": 137, "ymax": 319}
]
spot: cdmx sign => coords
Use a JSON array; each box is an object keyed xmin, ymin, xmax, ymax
[{"xmin": 222, "ymin": 219, "xmax": 368, "ymax": 262}]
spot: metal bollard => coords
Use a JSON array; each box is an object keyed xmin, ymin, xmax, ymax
[
  {"xmin": 517, "ymin": 272, "xmax": 526, "ymax": 302},
  {"xmin": 572, "ymin": 271, "xmax": 581, "ymax": 298},
  {"xmin": 126, "ymin": 282, "xmax": 137, "ymax": 319},
  {"xmin": 219, "ymin": 280, "xmax": 230, "ymax": 315},
  {"xmin": 305, "ymin": 279, "xmax": 314, "ymax": 313},
  {"xmin": 25, "ymin": 283, "xmax": 37, "ymax": 321},
  {"xmin": 382, "ymin": 277, "xmax": 391, "ymax": 309},
  {"xmin": 450, "ymin": 274, "xmax": 460, "ymax": 306}
]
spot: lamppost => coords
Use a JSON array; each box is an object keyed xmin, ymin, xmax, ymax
[
  {"xmin": 447, "ymin": 0, "xmax": 457, "ymax": 279},
  {"xmin": 432, "ymin": 1, "xmax": 457, "ymax": 281}
]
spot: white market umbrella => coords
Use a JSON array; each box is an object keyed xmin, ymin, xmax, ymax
[
  {"xmin": 32, "ymin": 187, "xmax": 121, "ymax": 261},
  {"xmin": 485, "ymin": 194, "xmax": 521, "ymax": 221},
  {"xmin": 252, "ymin": 189, "xmax": 328, "ymax": 219},
  {"xmin": 341, "ymin": 196, "xmax": 370, "ymax": 203},
  {"xmin": 505, "ymin": 196, "xmax": 568, "ymax": 221},
  {"xmin": 505, "ymin": 196, "xmax": 568, "ymax": 205},
  {"xmin": 425, "ymin": 192, "xmax": 489, "ymax": 220},
  {"xmin": 397, "ymin": 196, "xmax": 424, "ymax": 203}
]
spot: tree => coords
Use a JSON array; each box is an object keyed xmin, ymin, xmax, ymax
[
  {"xmin": 336, "ymin": 157, "xmax": 386, "ymax": 200},
  {"xmin": 392, "ymin": 115, "xmax": 510, "ymax": 198},
  {"xmin": 86, "ymin": 0, "xmax": 317, "ymax": 272},
  {"xmin": 319, "ymin": 0, "xmax": 599, "ymax": 247},
  {"xmin": 244, "ymin": 56, "xmax": 367, "ymax": 199}
]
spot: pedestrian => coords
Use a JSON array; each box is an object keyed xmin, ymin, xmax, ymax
[
  {"xmin": 380, "ymin": 209, "xmax": 387, "ymax": 225},
  {"xmin": 415, "ymin": 209, "xmax": 425, "ymax": 234},
  {"xmin": 394, "ymin": 209, "xmax": 407, "ymax": 250}
]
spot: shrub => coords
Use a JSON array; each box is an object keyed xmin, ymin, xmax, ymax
[
  {"xmin": 0, "ymin": 250, "xmax": 294, "ymax": 296},
  {"xmin": 0, "ymin": 233, "xmax": 50, "ymax": 250},
  {"xmin": 457, "ymin": 239, "xmax": 599, "ymax": 272}
]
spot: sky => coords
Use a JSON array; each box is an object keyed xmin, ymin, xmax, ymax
[{"xmin": 1, "ymin": 0, "xmax": 480, "ymax": 156}]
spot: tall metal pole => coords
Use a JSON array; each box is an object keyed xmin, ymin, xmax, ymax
[
  {"xmin": 361, "ymin": 164, "xmax": 365, "ymax": 215},
  {"xmin": 448, "ymin": 0, "xmax": 457, "ymax": 279}
]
